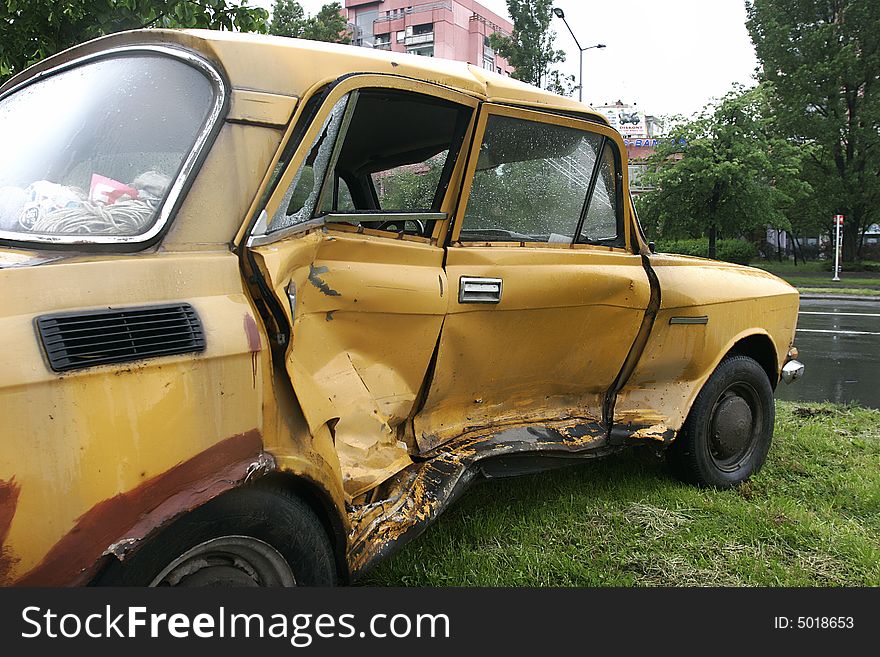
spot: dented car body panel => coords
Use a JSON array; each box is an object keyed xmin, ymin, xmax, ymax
[{"xmin": 0, "ymin": 30, "xmax": 799, "ymax": 585}]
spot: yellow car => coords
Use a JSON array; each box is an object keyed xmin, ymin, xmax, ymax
[{"xmin": 0, "ymin": 30, "xmax": 803, "ymax": 587}]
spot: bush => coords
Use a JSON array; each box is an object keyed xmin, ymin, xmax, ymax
[
  {"xmin": 656, "ymin": 238, "xmax": 757, "ymax": 265},
  {"xmin": 820, "ymin": 260, "xmax": 880, "ymax": 272},
  {"xmin": 717, "ymin": 240, "xmax": 759, "ymax": 265}
]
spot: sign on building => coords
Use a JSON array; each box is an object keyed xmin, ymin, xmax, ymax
[{"xmin": 596, "ymin": 106, "xmax": 647, "ymax": 137}]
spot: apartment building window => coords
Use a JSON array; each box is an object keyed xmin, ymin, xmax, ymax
[
  {"xmin": 405, "ymin": 22, "xmax": 434, "ymax": 50},
  {"xmin": 408, "ymin": 45, "xmax": 435, "ymax": 57},
  {"xmin": 354, "ymin": 9, "xmax": 379, "ymax": 47}
]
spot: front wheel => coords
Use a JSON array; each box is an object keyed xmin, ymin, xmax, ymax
[{"xmin": 669, "ymin": 355, "xmax": 774, "ymax": 488}]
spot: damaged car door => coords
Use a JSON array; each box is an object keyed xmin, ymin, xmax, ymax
[
  {"xmin": 414, "ymin": 104, "xmax": 652, "ymax": 450},
  {"xmin": 247, "ymin": 76, "xmax": 477, "ymax": 500}
]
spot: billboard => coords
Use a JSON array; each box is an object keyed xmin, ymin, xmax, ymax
[{"xmin": 595, "ymin": 106, "xmax": 647, "ymax": 137}]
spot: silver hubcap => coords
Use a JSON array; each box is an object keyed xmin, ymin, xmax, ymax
[{"xmin": 149, "ymin": 536, "xmax": 296, "ymax": 587}]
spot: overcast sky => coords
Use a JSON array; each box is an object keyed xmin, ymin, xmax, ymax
[{"xmin": 253, "ymin": 0, "xmax": 760, "ymax": 118}]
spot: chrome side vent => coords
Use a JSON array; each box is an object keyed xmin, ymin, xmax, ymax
[{"xmin": 36, "ymin": 303, "xmax": 206, "ymax": 372}]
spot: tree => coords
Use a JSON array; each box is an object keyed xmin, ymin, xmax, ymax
[
  {"xmin": 268, "ymin": 0, "xmax": 306, "ymax": 37},
  {"xmin": 301, "ymin": 2, "xmax": 350, "ymax": 43},
  {"xmin": 489, "ymin": 0, "xmax": 571, "ymax": 93},
  {"xmin": 0, "ymin": 1, "xmax": 269, "ymax": 86},
  {"xmin": 638, "ymin": 85, "xmax": 802, "ymax": 260},
  {"xmin": 746, "ymin": 0, "xmax": 880, "ymax": 261},
  {"xmin": 268, "ymin": 1, "xmax": 351, "ymax": 44}
]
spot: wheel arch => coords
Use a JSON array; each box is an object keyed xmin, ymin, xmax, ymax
[
  {"xmin": 668, "ymin": 332, "xmax": 778, "ymax": 487},
  {"xmin": 725, "ymin": 331, "xmax": 780, "ymax": 390},
  {"xmin": 255, "ymin": 471, "xmax": 350, "ymax": 584},
  {"xmin": 666, "ymin": 328, "xmax": 780, "ymax": 440},
  {"xmin": 90, "ymin": 470, "xmax": 350, "ymax": 585}
]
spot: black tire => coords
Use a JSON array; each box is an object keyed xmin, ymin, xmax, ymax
[
  {"xmin": 668, "ymin": 355, "xmax": 774, "ymax": 488},
  {"xmin": 96, "ymin": 486, "xmax": 336, "ymax": 586}
]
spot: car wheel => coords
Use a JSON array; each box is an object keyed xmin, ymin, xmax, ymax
[
  {"xmin": 96, "ymin": 486, "xmax": 336, "ymax": 586},
  {"xmin": 669, "ymin": 355, "xmax": 774, "ymax": 488}
]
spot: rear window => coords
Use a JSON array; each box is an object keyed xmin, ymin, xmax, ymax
[{"xmin": 0, "ymin": 53, "xmax": 219, "ymax": 242}]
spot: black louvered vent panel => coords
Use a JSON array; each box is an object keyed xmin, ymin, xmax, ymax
[{"xmin": 36, "ymin": 304, "xmax": 206, "ymax": 372}]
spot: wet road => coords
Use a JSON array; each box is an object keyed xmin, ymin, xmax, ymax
[{"xmin": 776, "ymin": 297, "xmax": 880, "ymax": 408}]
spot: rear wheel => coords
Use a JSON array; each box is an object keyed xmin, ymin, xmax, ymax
[
  {"xmin": 97, "ymin": 487, "xmax": 336, "ymax": 587},
  {"xmin": 669, "ymin": 355, "xmax": 774, "ymax": 488}
]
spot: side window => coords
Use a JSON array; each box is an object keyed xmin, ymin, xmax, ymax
[
  {"xmin": 459, "ymin": 114, "xmax": 622, "ymax": 246},
  {"xmin": 270, "ymin": 95, "xmax": 350, "ymax": 231},
  {"xmin": 579, "ymin": 144, "xmax": 619, "ymax": 243},
  {"xmin": 460, "ymin": 115, "xmax": 601, "ymax": 243},
  {"xmin": 331, "ymin": 90, "xmax": 468, "ymax": 217},
  {"xmin": 271, "ymin": 88, "xmax": 470, "ymax": 234}
]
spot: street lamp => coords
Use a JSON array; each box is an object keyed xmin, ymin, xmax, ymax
[{"xmin": 552, "ymin": 7, "xmax": 605, "ymax": 102}]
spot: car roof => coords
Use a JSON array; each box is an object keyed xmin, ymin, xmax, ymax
[{"xmin": 2, "ymin": 29, "xmax": 608, "ymax": 125}]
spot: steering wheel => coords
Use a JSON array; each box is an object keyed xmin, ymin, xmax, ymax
[{"xmin": 375, "ymin": 218, "xmax": 426, "ymax": 236}]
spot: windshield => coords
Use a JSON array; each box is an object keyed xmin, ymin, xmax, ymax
[{"xmin": 0, "ymin": 53, "xmax": 217, "ymax": 242}]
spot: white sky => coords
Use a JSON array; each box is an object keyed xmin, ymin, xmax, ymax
[{"xmin": 252, "ymin": 0, "xmax": 760, "ymax": 118}]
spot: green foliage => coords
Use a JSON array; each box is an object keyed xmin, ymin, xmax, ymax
[
  {"xmin": 268, "ymin": 0, "xmax": 304, "ymax": 37},
  {"xmin": 376, "ymin": 161, "xmax": 444, "ymax": 211},
  {"xmin": 0, "ymin": 0, "xmax": 269, "ymax": 85},
  {"xmin": 489, "ymin": 0, "xmax": 569, "ymax": 93},
  {"xmin": 466, "ymin": 158, "xmax": 582, "ymax": 237},
  {"xmin": 656, "ymin": 238, "xmax": 758, "ymax": 265},
  {"xmin": 268, "ymin": 0, "xmax": 350, "ymax": 44},
  {"xmin": 301, "ymin": 2, "xmax": 349, "ymax": 44},
  {"xmin": 746, "ymin": 0, "xmax": 880, "ymax": 260},
  {"xmin": 820, "ymin": 260, "xmax": 880, "ymax": 273},
  {"xmin": 637, "ymin": 85, "xmax": 804, "ymax": 258}
]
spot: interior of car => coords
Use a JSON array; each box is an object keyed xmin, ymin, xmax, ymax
[{"xmin": 313, "ymin": 89, "xmax": 471, "ymax": 237}]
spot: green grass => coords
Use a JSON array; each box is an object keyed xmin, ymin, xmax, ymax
[
  {"xmin": 751, "ymin": 261, "xmax": 828, "ymax": 274},
  {"xmin": 749, "ymin": 261, "xmax": 880, "ymax": 295},
  {"xmin": 792, "ymin": 278, "xmax": 880, "ymax": 289},
  {"xmin": 798, "ymin": 287, "xmax": 880, "ymax": 296},
  {"xmin": 362, "ymin": 402, "xmax": 880, "ymax": 586}
]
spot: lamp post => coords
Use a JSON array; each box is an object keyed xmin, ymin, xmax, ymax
[{"xmin": 552, "ymin": 7, "xmax": 605, "ymax": 102}]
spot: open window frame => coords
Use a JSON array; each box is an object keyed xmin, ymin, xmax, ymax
[{"xmin": 246, "ymin": 74, "xmax": 479, "ymax": 249}]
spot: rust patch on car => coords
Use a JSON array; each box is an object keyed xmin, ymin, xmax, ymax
[
  {"xmin": 0, "ymin": 478, "xmax": 21, "ymax": 585},
  {"xmin": 609, "ymin": 421, "xmax": 676, "ymax": 446},
  {"xmin": 13, "ymin": 429, "xmax": 268, "ymax": 587},
  {"xmin": 244, "ymin": 313, "xmax": 262, "ymax": 387},
  {"xmin": 243, "ymin": 313, "xmax": 262, "ymax": 353},
  {"xmin": 347, "ymin": 418, "xmax": 615, "ymax": 577}
]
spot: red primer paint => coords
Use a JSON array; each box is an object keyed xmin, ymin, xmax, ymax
[
  {"xmin": 243, "ymin": 313, "xmax": 262, "ymax": 353},
  {"xmin": 14, "ymin": 430, "xmax": 264, "ymax": 587},
  {"xmin": 0, "ymin": 478, "xmax": 21, "ymax": 585}
]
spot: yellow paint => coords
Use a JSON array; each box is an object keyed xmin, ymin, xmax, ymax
[
  {"xmin": 419, "ymin": 104, "xmax": 648, "ymax": 446},
  {"xmin": 228, "ymin": 89, "xmax": 298, "ymax": 128},
  {"xmin": 0, "ymin": 29, "xmax": 800, "ymax": 585},
  {"xmin": 253, "ymin": 230, "xmax": 448, "ymax": 499},
  {"xmin": 614, "ymin": 254, "xmax": 799, "ymax": 431},
  {"xmin": 0, "ymin": 252, "xmax": 264, "ymax": 582}
]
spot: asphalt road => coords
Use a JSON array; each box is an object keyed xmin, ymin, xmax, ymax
[{"xmin": 775, "ymin": 297, "xmax": 880, "ymax": 409}]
